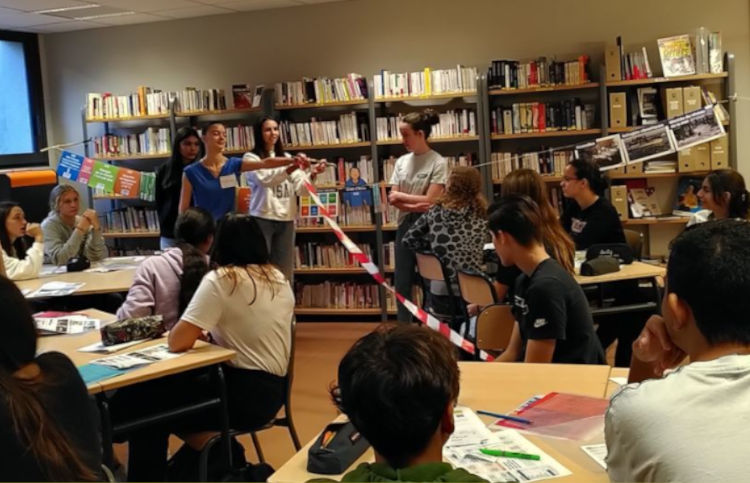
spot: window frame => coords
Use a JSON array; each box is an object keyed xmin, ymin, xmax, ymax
[{"xmin": 0, "ymin": 29, "xmax": 48, "ymax": 168}]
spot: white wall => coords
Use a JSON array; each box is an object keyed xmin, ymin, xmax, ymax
[{"xmin": 41, "ymin": 0, "xmax": 750, "ymax": 178}]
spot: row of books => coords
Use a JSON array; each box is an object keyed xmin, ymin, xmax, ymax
[
  {"xmin": 108, "ymin": 248, "xmax": 159, "ymax": 256},
  {"xmin": 490, "ymin": 150, "xmax": 574, "ymax": 180},
  {"xmin": 376, "ymin": 109, "xmax": 477, "ymax": 141},
  {"xmin": 620, "ymin": 46, "xmax": 654, "ymax": 80},
  {"xmin": 373, "ymin": 65, "xmax": 478, "ymax": 98},
  {"xmin": 86, "ymin": 87, "xmax": 169, "ymax": 119},
  {"xmin": 296, "ymin": 203, "xmax": 374, "ymax": 227},
  {"xmin": 92, "ymin": 128, "xmax": 171, "ymax": 158},
  {"xmin": 274, "ymin": 74, "xmax": 368, "ymax": 106},
  {"xmin": 279, "ymin": 113, "xmax": 368, "ymax": 147},
  {"xmin": 100, "ymin": 207, "xmax": 160, "ymax": 234},
  {"xmin": 173, "ymin": 87, "xmax": 227, "ymax": 113},
  {"xmin": 488, "ymin": 56, "xmax": 590, "ymax": 90},
  {"xmin": 294, "ymin": 281, "xmax": 384, "ymax": 309},
  {"xmin": 294, "ymin": 243, "xmax": 373, "ymax": 269},
  {"xmin": 490, "ymin": 101, "xmax": 596, "ymax": 135},
  {"xmin": 223, "ymin": 124, "xmax": 255, "ymax": 152}
]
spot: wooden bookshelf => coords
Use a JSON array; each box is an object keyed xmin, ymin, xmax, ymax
[
  {"xmin": 275, "ymin": 99, "xmax": 368, "ymax": 110},
  {"xmin": 376, "ymin": 135, "xmax": 479, "ymax": 146},
  {"xmin": 102, "ymin": 231, "xmax": 160, "ymax": 239},
  {"xmin": 296, "ymin": 224, "xmax": 377, "ymax": 233},
  {"xmin": 492, "ymin": 170, "xmax": 705, "ymax": 185},
  {"xmin": 295, "ymin": 267, "xmax": 394, "ymax": 275},
  {"xmin": 375, "ymin": 91, "xmax": 477, "ymax": 102},
  {"xmin": 176, "ymin": 107, "xmax": 262, "ymax": 116},
  {"xmin": 489, "ymin": 82, "xmax": 599, "ymax": 96},
  {"xmin": 294, "ymin": 307, "xmax": 383, "ymax": 316},
  {"xmin": 85, "ymin": 113, "xmax": 171, "ymax": 123},
  {"xmin": 224, "ymin": 148, "xmax": 252, "ymax": 155},
  {"xmin": 93, "ymin": 194, "xmax": 150, "ymax": 201},
  {"xmin": 622, "ymin": 218, "xmax": 690, "ymax": 225},
  {"xmin": 91, "ymin": 152, "xmax": 170, "ymax": 161},
  {"xmin": 286, "ymin": 141, "xmax": 370, "ymax": 151},
  {"xmin": 382, "ymin": 224, "xmax": 398, "ymax": 231},
  {"xmin": 605, "ymin": 72, "xmax": 728, "ymax": 87},
  {"xmin": 491, "ymin": 129, "xmax": 601, "ymax": 140}
]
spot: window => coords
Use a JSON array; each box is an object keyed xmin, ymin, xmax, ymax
[{"xmin": 0, "ymin": 30, "xmax": 47, "ymax": 167}]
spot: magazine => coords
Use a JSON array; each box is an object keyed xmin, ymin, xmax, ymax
[
  {"xmin": 673, "ymin": 177, "xmax": 704, "ymax": 216},
  {"xmin": 658, "ymin": 34, "xmax": 696, "ymax": 77}
]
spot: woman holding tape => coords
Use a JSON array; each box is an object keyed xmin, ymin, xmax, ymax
[{"xmin": 388, "ymin": 109, "xmax": 447, "ymax": 323}]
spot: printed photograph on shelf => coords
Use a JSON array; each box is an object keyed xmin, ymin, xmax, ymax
[
  {"xmin": 673, "ymin": 177, "xmax": 704, "ymax": 216},
  {"xmin": 637, "ymin": 87, "xmax": 659, "ymax": 124},
  {"xmin": 574, "ymin": 135, "xmax": 627, "ymax": 171},
  {"xmin": 343, "ymin": 167, "xmax": 372, "ymax": 207},
  {"xmin": 621, "ymin": 122, "xmax": 676, "ymax": 164},
  {"xmin": 669, "ymin": 105, "xmax": 725, "ymax": 150},
  {"xmin": 629, "ymin": 187, "xmax": 661, "ymax": 218},
  {"xmin": 657, "ymin": 34, "xmax": 696, "ymax": 77}
]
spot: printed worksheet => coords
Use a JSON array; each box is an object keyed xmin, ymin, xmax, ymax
[
  {"xmin": 91, "ymin": 344, "xmax": 181, "ymax": 369},
  {"xmin": 581, "ymin": 444, "xmax": 607, "ymax": 469},
  {"xmin": 444, "ymin": 407, "xmax": 571, "ymax": 482},
  {"xmin": 35, "ymin": 314, "xmax": 100, "ymax": 334},
  {"xmin": 28, "ymin": 281, "xmax": 85, "ymax": 298}
]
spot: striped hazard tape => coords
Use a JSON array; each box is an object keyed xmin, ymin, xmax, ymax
[{"xmin": 302, "ymin": 178, "xmax": 495, "ymax": 361}]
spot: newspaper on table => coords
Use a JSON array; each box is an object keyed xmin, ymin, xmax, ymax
[
  {"xmin": 78, "ymin": 339, "xmax": 144, "ymax": 353},
  {"xmin": 34, "ymin": 313, "xmax": 101, "ymax": 334},
  {"xmin": 85, "ymin": 256, "xmax": 146, "ymax": 273},
  {"xmin": 581, "ymin": 444, "xmax": 607, "ymax": 470},
  {"xmin": 39, "ymin": 264, "xmax": 67, "ymax": 276},
  {"xmin": 27, "ymin": 281, "xmax": 85, "ymax": 298},
  {"xmin": 91, "ymin": 343, "xmax": 181, "ymax": 370},
  {"xmin": 444, "ymin": 406, "xmax": 571, "ymax": 482}
]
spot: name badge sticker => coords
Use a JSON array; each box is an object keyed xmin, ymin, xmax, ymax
[{"xmin": 219, "ymin": 174, "xmax": 238, "ymax": 189}]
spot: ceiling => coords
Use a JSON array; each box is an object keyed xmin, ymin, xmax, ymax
[{"xmin": 0, "ymin": 0, "xmax": 349, "ymax": 33}]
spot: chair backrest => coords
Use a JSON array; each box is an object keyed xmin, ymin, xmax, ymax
[
  {"xmin": 623, "ymin": 229, "xmax": 644, "ymax": 260},
  {"xmin": 285, "ymin": 316, "xmax": 297, "ymax": 401},
  {"xmin": 415, "ymin": 252, "xmax": 445, "ymax": 281},
  {"xmin": 475, "ymin": 304, "xmax": 515, "ymax": 351},
  {"xmin": 458, "ymin": 270, "xmax": 498, "ymax": 306}
]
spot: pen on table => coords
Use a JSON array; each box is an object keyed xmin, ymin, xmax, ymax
[
  {"xmin": 476, "ymin": 409, "xmax": 532, "ymax": 425},
  {"xmin": 480, "ymin": 448, "xmax": 541, "ymax": 461}
]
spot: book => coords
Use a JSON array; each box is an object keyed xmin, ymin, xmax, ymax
[
  {"xmin": 630, "ymin": 187, "xmax": 661, "ymax": 218},
  {"xmin": 673, "ymin": 177, "xmax": 704, "ymax": 216},
  {"xmin": 232, "ymin": 84, "xmax": 254, "ymax": 109},
  {"xmin": 658, "ymin": 34, "xmax": 696, "ymax": 77}
]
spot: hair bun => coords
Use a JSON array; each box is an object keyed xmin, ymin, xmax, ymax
[{"xmin": 422, "ymin": 108, "xmax": 439, "ymax": 126}]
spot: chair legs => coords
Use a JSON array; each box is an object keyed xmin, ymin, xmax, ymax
[{"xmin": 250, "ymin": 432, "xmax": 265, "ymax": 464}]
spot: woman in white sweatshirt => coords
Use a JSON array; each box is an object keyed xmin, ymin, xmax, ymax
[
  {"xmin": 244, "ymin": 117, "xmax": 326, "ymax": 281},
  {"xmin": 0, "ymin": 201, "xmax": 43, "ymax": 281}
]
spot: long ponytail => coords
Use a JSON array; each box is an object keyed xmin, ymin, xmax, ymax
[{"xmin": 174, "ymin": 207, "xmax": 216, "ymax": 315}]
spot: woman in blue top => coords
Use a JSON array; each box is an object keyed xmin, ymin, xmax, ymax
[{"xmin": 179, "ymin": 121, "xmax": 296, "ymax": 220}]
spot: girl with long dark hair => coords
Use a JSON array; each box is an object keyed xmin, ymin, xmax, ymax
[{"xmin": 0, "ymin": 201, "xmax": 43, "ymax": 280}]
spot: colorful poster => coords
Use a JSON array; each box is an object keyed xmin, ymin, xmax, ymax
[
  {"xmin": 56, "ymin": 151, "xmax": 84, "ymax": 181},
  {"xmin": 87, "ymin": 161, "xmax": 118, "ymax": 193},
  {"xmin": 114, "ymin": 167, "xmax": 141, "ymax": 198},
  {"xmin": 299, "ymin": 190, "xmax": 338, "ymax": 218},
  {"xmin": 77, "ymin": 157, "xmax": 96, "ymax": 185}
]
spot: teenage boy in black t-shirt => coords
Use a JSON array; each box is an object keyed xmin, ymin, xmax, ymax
[{"xmin": 490, "ymin": 195, "xmax": 604, "ymax": 364}]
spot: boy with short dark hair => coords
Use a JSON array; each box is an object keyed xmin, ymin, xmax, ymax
[
  {"xmin": 606, "ymin": 220, "xmax": 750, "ymax": 482},
  {"xmin": 330, "ymin": 324, "xmax": 486, "ymax": 482}
]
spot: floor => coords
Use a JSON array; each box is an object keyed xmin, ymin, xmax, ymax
[{"xmin": 115, "ymin": 321, "xmax": 616, "ymax": 473}]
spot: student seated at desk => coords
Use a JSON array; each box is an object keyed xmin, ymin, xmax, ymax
[
  {"xmin": 0, "ymin": 201, "xmax": 43, "ymax": 280},
  {"xmin": 111, "ymin": 214, "xmax": 294, "ymax": 481},
  {"xmin": 328, "ymin": 324, "xmax": 486, "ymax": 482},
  {"xmin": 688, "ymin": 168, "xmax": 750, "ymax": 227},
  {"xmin": 41, "ymin": 184, "xmax": 107, "ymax": 266},
  {"xmin": 116, "ymin": 207, "xmax": 215, "ymax": 330},
  {"xmin": 606, "ymin": 220, "xmax": 750, "ymax": 483},
  {"xmin": 0, "ymin": 276, "xmax": 101, "ymax": 481},
  {"xmin": 489, "ymin": 195, "xmax": 604, "ymax": 364}
]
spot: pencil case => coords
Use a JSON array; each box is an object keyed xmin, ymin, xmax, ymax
[
  {"xmin": 100, "ymin": 315, "xmax": 165, "ymax": 346},
  {"xmin": 307, "ymin": 421, "xmax": 370, "ymax": 474}
]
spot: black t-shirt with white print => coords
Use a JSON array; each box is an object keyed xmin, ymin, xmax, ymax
[
  {"xmin": 561, "ymin": 197, "xmax": 625, "ymax": 250},
  {"xmin": 512, "ymin": 258, "xmax": 604, "ymax": 364}
]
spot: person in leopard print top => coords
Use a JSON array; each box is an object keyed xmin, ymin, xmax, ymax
[{"xmin": 403, "ymin": 166, "xmax": 488, "ymax": 320}]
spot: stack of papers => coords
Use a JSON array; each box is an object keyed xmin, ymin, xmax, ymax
[
  {"xmin": 444, "ymin": 407, "xmax": 571, "ymax": 482},
  {"xmin": 91, "ymin": 344, "xmax": 181, "ymax": 370},
  {"xmin": 86, "ymin": 256, "xmax": 146, "ymax": 272},
  {"xmin": 34, "ymin": 312, "xmax": 100, "ymax": 334},
  {"xmin": 27, "ymin": 281, "xmax": 85, "ymax": 298}
]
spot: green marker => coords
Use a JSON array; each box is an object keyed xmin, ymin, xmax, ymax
[{"xmin": 480, "ymin": 448, "xmax": 541, "ymax": 461}]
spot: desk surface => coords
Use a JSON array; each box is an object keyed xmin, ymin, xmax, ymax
[
  {"xmin": 37, "ymin": 309, "xmax": 235, "ymax": 394},
  {"xmin": 17, "ymin": 267, "xmax": 136, "ymax": 296},
  {"xmin": 270, "ymin": 362, "xmax": 612, "ymax": 483},
  {"xmin": 574, "ymin": 261, "xmax": 665, "ymax": 285}
]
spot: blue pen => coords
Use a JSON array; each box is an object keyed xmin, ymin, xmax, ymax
[{"xmin": 476, "ymin": 409, "xmax": 532, "ymax": 425}]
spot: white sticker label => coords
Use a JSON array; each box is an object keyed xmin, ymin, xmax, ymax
[{"xmin": 219, "ymin": 174, "xmax": 238, "ymax": 189}]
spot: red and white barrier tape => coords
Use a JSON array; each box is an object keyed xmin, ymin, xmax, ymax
[{"xmin": 302, "ymin": 179, "xmax": 494, "ymax": 361}]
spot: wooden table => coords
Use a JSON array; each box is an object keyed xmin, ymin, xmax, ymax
[
  {"xmin": 270, "ymin": 362, "xmax": 613, "ymax": 483},
  {"xmin": 17, "ymin": 266, "xmax": 137, "ymax": 296},
  {"xmin": 38, "ymin": 309, "xmax": 236, "ymax": 467},
  {"xmin": 574, "ymin": 261, "xmax": 665, "ymax": 285}
]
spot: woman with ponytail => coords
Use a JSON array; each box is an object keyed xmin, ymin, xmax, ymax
[
  {"xmin": 689, "ymin": 168, "xmax": 750, "ymax": 226},
  {"xmin": 116, "ymin": 206, "xmax": 215, "ymax": 329},
  {"xmin": 388, "ymin": 109, "xmax": 448, "ymax": 322},
  {"xmin": 0, "ymin": 276, "xmax": 101, "ymax": 481}
]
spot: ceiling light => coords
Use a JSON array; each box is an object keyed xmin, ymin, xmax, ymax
[
  {"xmin": 75, "ymin": 11, "xmax": 136, "ymax": 20},
  {"xmin": 34, "ymin": 4, "xmax": 100, "ymax": 14}
]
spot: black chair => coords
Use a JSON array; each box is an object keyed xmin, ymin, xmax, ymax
[{"xmin": 197, "ymin": 317, "xmax": 301, "ymax": 481}]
